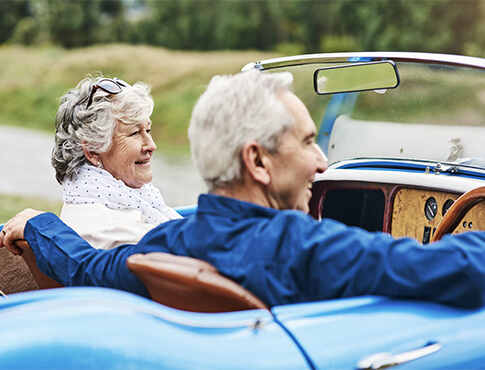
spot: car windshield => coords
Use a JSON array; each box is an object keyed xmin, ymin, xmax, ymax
[{"xmin": 262, "ymin": 60, "xmax": 485, "ymax": 170}]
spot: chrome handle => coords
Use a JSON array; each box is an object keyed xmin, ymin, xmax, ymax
[{"xmin": 357, "ymin": 341, "xmax": 442, "ymax": 369}]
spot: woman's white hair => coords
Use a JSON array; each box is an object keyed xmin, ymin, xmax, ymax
[
  {"xmin": 188, "ymin": 70, "xmax": 294, "ymax": 191},
  {"xmin": 52, "ymin": 76, "xmax": 154, "ymax": 184}
]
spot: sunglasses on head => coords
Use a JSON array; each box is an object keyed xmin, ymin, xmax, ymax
[{"xmin": 86, "ymin": 77, "xmax": 129, "ymax": 108}]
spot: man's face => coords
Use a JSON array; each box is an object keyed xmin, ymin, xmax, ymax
[
  {"xmin": 99, "ymin": 120, "xmax": 156, "ymax": 188},
  {"xmin": 266, "ymin": 91, "xmax": 328, "ymax": 213}
]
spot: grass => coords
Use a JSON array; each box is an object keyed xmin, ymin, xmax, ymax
[
  {"xmin": 0, "ymin": 44, "xmax": 278, "ymax": 156},
  {"xmin": 0, "ymin": 194, "xmax": 62, "ymax": 224}
]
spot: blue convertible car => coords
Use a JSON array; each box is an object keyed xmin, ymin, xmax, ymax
[{"xmin": 1, "ymin": 52, "xmax": 485, "ymax": 369}]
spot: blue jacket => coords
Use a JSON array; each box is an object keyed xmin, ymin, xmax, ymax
[{"xmin": 25, "ymin": 193, "xmax": 485, "ymax": 308}]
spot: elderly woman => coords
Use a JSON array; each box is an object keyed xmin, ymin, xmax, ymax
[{"xmin": 52, "ymin": 76, "xmax": 181, "ymax": 250}]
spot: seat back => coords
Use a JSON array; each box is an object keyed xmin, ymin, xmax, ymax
[
  {"xmin": 0, "ymin": 247, "xmax": 39, "ymax": 293},
  {"xmin": 15, "ymin": 240, "xmax": 63, "ymax": 289},
  {"xmin": 126, "ymin": 252, "xmax": 268, "ymax": 313}
]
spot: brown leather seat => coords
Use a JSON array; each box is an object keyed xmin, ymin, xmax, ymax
[
  {"xmin": 0, "ymin": 246, "xmax": 39, "ymax": 293},
  {"xmin": 14, "ymin": 240, "xmax": 63, "ymax": 289},
  {"xmin": 127, "ymin": 252, "xmax": 268, "ymax": 313}
]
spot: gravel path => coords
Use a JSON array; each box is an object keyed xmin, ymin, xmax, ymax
[{"xmin": 0, "ymin": 126, "xmax": 206, "ymax": 207}]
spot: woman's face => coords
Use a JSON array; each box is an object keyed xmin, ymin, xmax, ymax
[{"xmin": 99, "ymin": 120, "xmax": 156, "ymax": 188}]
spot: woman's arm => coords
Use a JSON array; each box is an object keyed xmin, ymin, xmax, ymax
[{"xmin": 4, "ymin": 211, "xmax": 152, "ymax": 297}]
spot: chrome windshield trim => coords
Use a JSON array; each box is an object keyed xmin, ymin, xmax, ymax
[
  {"xmin": 242, "ymin": 52, "xmax": 485, "ymax": 71},
  {"xmin": 329, "ymin": 158, "xmax": 485, "ymax": 175}
]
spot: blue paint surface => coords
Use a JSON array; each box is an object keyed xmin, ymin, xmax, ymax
[{"xmin": 2, "ymin": 288, "xmax": 485, "ymax": 369}]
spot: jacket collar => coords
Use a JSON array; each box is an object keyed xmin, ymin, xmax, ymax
[{"xmin": 197, "ymin": 193, "xmax": 278, "ymax": 219}]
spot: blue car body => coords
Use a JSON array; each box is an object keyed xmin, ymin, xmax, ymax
[{"xmin": 1, "ymin": 287, "xmax": 485, "ymax": 369}]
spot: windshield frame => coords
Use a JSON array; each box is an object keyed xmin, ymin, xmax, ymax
[
  {"xmin": 242, "ymin": 52, "xmax": 485, "ymax": 72},
  {"xmin": 243, "ymin": 52, "xmax": 485, "ymax": 172}
]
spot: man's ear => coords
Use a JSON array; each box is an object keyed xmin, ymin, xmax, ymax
[
  {"xmin": 81, "ymin": 143, "xmax": 101, "ymax": 167},
  {"xmin": 241, "ymin": 141, "xmax": 271, "ymax": 185}
]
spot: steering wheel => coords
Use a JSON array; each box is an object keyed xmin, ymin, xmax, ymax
[{"xmin": 431, "ymin": 186, "xmax": 485, "ymax": 242}]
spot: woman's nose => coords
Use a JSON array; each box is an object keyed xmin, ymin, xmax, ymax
[{"xmin": 143, "ymin": 132, "xmax": 157, "ymax": 152}]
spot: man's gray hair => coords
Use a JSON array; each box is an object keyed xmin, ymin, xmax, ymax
[
  {"xmin": 52, "ymin": 76, "xmax": 154, "ymax": 184},
  {"xmin": 188, "ymin": 70, "xmax": 294, "ymax": 191}
]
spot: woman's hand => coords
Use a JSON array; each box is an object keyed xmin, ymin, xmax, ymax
[{"xmin": 0, "ymin": 209, "xmax": 44, "ymax": 255}]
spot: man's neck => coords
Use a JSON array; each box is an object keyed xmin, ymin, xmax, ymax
[{"xmin": 211, "ymin": 182, "xmax": 272, "ymax": 209}]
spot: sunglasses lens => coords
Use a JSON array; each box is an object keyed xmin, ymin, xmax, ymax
[
  {"xmin": 97, "ymin": 79, "xmax": 123, "ymax": 94},
  {"xmin": 114, "ymin": 78, "xmax": 129, "ymax": 87},
  {"xmin": 86, "ymin": 78, "xmax": 128, "ymax": 108}
]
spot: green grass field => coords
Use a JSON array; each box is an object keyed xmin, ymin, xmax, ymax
[
  {"xmin": 0, "ymin": 45, "xmax": 278, "ymax": 156},
  {"xmin": 0, "ymin": 194, "xmax": 62, "ymax": 224}
]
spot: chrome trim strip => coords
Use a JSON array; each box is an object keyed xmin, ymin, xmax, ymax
[
  {"xmin": 315, "ymin": 169, "xmax": 485, "ymax": 194},
  {"xmin": 357, "ymin": 341, "xmax": 442, "ymax": 369},
  {"xmin": 241, "ymin": 52, "xmax": 485, "ymax": 71}
]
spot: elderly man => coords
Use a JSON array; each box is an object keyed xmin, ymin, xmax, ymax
[{"xmin": 2, "ymin": 70, "xmax": 485, "ymax": 308}]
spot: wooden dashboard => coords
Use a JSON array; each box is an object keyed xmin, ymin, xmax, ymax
[
  {"xmin": 391, "ymin": 188, "xmax": 485, "ymax": 242},
  {"xmin": 310, "ymin": 181, "xmax": 485, "ymax": 243}
]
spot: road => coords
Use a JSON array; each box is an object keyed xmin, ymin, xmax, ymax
[{"xmin": 0, "ymin": 125, "xmax": 206, "ymax": 207}]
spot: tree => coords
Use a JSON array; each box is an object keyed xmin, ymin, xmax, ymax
[
  {"xmin": 336, "ymin": 0, "xmax": 482, "ymax": 54},
  {"xmin": 0, "ymin": 0, "xmax": 31, "ymax": 43},
  {"xmin": 46, "ymin": 0, "xmax": 101, "ymax": 48}
]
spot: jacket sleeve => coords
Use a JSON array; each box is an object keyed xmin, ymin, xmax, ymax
[
  {"xmin": 24, "ymin": 213, "xmax": 151, "ymax": 297},
  {"xmin": 299, "ymin": 218, "xmax": 485, "ymax": 308}
]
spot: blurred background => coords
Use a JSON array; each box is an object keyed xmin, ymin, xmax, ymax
[{"xmin": 1, "ymin": 0, "xmax": 484, "ymax": 221}]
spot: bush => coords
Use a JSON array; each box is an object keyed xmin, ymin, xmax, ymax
[
  {"xmin": 320, "ymin": 35, "xmax": 360, "ymax": 53},
  {"xmin": 464, "ymin": 42, "xmax": 485, "ymax": 58},
  {"xmin": 9, "ymin": 17, "xmax": 39, "ymax": 46},
  {"xmin": 274, "ymin": 42, "xmax": 305, "ymax": 56}
]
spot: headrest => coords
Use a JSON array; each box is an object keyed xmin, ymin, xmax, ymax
[{"xmin": 127, "ymin": 252, "xmax": 268, "ymax": 313}]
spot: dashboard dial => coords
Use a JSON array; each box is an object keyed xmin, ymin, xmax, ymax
[
  {"xmin": 442, "ymin": 199, "xmax": 454, "ymax": 216},
  {"xmin": 424, "ymin": 197, "xmax": 438, "ymax": 220}
]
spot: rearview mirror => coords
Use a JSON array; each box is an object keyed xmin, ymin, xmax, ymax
[{"xmin": 314, "ymin": 60, "xmax": 400, "ymax": 95}]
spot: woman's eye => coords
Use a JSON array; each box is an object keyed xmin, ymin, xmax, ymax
[{"xmin": 129, "ymin": 131, "xmax": 139, "ymax": 137}]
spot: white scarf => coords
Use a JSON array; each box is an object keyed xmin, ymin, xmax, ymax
[{"xmin": 63, "ymin": 164, "xmax": 181, "ymax": 224}]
